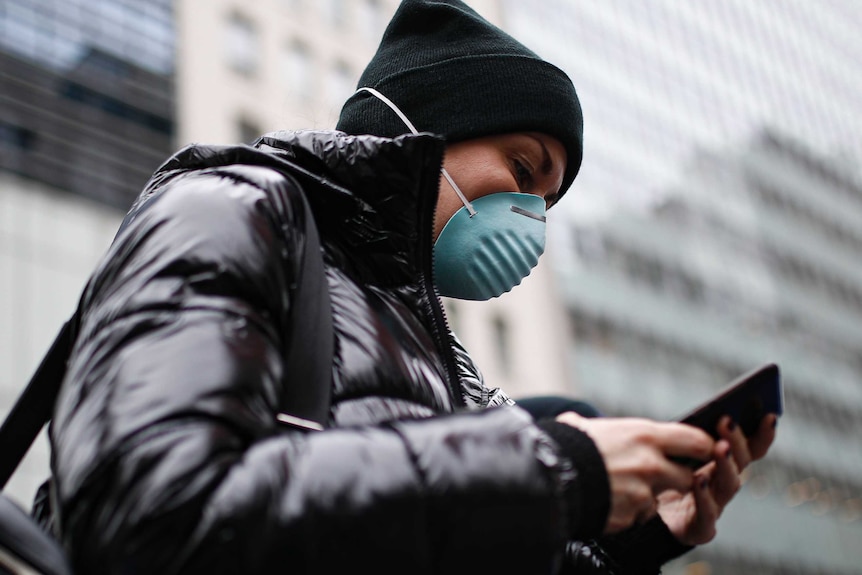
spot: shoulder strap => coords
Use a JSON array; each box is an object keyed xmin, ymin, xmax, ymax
[
  {"xmin": 0, "ymin": 320, "xmax": 75, "ymax": 490},
  {"xmin": 276, "ymin": 186, "xmax": 333, "ymax": 431}
]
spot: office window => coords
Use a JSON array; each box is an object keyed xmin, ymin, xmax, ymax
[
  {"xmin": 284, "ymin": 41, "xmax": 312, "ymax": 101},
  {"xmin": 226, "ymin": 12, "xmax": 258, "ymax": 76},
  {"xmin": 0, "ymin": 122, "xmax": 35, "ymax": 151}
]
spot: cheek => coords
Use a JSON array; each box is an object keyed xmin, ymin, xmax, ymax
[
  {"xmin": 477, "ymin": 157, "xmax": 514, "ymax": 193},
  {"xmin": 450, "ymin": 158, "xmax": 515, "ymax": 200},
  {"xmin": 474, "ymin": 175, "xmax": 513, "ymax": 198}
]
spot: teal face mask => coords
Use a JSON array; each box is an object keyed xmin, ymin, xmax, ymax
[
  {"xmin": 354, "ymin": 86, "xmax": 548, "ymax": 300},
  {"xmin": 434, "ymin": 192, "xmax": 546, "ymax": 300}
]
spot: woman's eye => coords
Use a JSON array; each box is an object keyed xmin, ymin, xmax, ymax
[{"xmin": 513, "ymin": 160, "xmax": 533, "ymax": 190}]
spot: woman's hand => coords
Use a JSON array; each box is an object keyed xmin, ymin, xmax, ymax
[
  {"xmin": 656, "ymin": 413, "xmax": 778, "ymax": 546},
  {"xmin": 555, "ymin": 412, "xmax": 715, "ymax": 534}
]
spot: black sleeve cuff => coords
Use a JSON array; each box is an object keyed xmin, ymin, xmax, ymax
[
  {"xmin": 535, "ymin": 418, "xmax": 611, "ymax": 540},
  {"xmin": 599, "ymin": 515, "xmax": 694, "ymax": 574}
]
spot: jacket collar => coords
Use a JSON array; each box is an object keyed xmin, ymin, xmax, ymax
[{"xmin": 255, "ymin": 130, "xmax": 447, "ymax": 286}]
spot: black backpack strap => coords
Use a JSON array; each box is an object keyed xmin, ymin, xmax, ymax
[
  {"xmin": 0, "ymin": 319, "xmax": 75, "ymax": 490},
  {"xmin": 276, "ymin": 186, "xmax": 333, "ymax": 431}
]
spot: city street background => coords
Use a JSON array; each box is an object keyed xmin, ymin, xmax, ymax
[{"xmin": 1, "ymin": 1, "xmax": 860, "ymax": 573}]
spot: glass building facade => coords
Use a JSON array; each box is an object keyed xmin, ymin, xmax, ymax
[
  {"xmin": 0, "ymin": 0, "xmax": 173, "ymax": 74},
  {"xmin": 0, "ymin": 0, "xmax": 175, "ymax": 208},
  {"xmin": 500, "ymin": 1, "xmax": 862, "ymax": 573}
]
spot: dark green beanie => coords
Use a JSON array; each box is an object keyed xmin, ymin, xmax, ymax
[{"xmin": 336, "ymin": 0, "xmax": 583, "ymax": 198}]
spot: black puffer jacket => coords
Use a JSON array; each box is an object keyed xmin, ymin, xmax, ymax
[{"xmin": 49, "ymin": 131, "xmax": 683, "ymax": 574}]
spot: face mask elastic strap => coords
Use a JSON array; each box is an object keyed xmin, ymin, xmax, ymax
[
  {"xmin": 355, "ymin": 87, "xmax": 477, "ymax": 217},
  {"xmin": 356, "ymin": 87, "xmax": 420, "ymax": 135},
  {"xmin": 440, "ymin": 168, "xmax": 477, "ymax": 217}
]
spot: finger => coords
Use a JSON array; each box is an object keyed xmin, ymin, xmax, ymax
[
  {"xmin": 710, "ymin": 440, "xmax": 741, "ymax": 507},
  {"xmin": 747, "ymin": 413, "xmax": 778, "ymax": 461},
  {"xmin": 696, "ymin": 459, "xmax": 717, "ymax": 476},
  {"xmin": 653, "ymin": 457, "xmax": 698, "ymax": 494},
  {"xmin": 654, "ymin": 422, "xmax": 715, "ymax": 463},
  {"xmin": 604, "ymin": 481, "xmax": 654, "ymax": 534},
  {"xmin": 718, "ymin": 416, "xmax": 751, "ymax": 470},
  {"xmin": 691, "ymin": 473, "xmax": 719, "ymax": 542},
  {"xmin": 555, "ymin": 410, "xmax": 589, "ymax": 429}
]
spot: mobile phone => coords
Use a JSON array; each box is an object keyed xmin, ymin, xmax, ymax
[{"xmin": 671, "ymin": 362, "xmax": 783, "ymax": 468}]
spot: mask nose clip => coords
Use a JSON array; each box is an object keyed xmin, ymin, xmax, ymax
[{"xmin": 510, "ymin": 205, "xmax": 546, "ymax": 222}]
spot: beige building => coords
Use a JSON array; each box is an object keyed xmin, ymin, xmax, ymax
[{"xmin": 0, "ymin": 175, "xmax": 123, "ymax": 507}]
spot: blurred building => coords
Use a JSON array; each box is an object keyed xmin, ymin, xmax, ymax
[
  {"xmin": 500, "ymin": 1, "xmax": 862, "ymax": 573},
  {"xmin": 0, "ymin": 0, "xmax": 175, "ymax": 505},
  {"xmin": 175, "ymin": 0, "xmax": 399, "ymax": 146},
  {"xmin": 562, "ymin": 130, "xmax": 862, "ymax": 573}
]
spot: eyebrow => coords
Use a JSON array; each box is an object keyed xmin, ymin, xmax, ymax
[
  {"xmin": 527, "ymin": 135, "xmax": 561, "ymax": 206},
  {"xmin": 528, "ymin": 135, "xmax": 554, "ymax": 176}
]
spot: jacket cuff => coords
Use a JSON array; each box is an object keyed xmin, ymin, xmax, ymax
[
  {"xmin": 600, "ymin": 516, "xmax": 694, "ymax": 574},
  {"xmin": 536, "ymin": 419, "xmax": 610, "ymax": 540}
]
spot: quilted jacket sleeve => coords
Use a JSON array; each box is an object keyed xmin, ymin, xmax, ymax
[{"xmin": 49, "ymin": 163, "xmax": 577, "ymax": 575}]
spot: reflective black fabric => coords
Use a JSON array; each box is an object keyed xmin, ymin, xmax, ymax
[
  {"xmin": 48, "ymin": 131, "xmax": 577, "ymax": 574},
  {"xmin": 0, "ymin": 494, "xmax": 71, "ymax": 575}
]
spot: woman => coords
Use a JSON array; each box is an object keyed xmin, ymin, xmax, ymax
[{"xmin": 48, "ymin": 1, "xmax": 775, "ymax": 573}]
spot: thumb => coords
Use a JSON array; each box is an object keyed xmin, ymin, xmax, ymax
[{"xmin": 555, "ymin": 410, "xmax": 591, "ymax": 430}]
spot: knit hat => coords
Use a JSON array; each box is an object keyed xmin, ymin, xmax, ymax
[{"xmin": 336, "ymin": 0, "xmax": 583, "ymax": 198}]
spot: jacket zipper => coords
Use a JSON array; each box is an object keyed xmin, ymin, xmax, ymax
[{"xmin": 417, "ymin": 140, "xmax": 465, "ymax": 409}]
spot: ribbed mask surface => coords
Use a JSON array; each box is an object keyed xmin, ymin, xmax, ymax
[{"xmin": 434, "ymin": 192, "xmax": 546, "ymax": 300}]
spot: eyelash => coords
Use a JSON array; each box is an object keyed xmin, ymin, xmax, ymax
[
  {"xmin": 514, "ymin": 158, "xmax": 556, "ymax": 209},
  {"xmin": 513, "ymin": 159, "xmax": 533, "ymax": 191}
]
